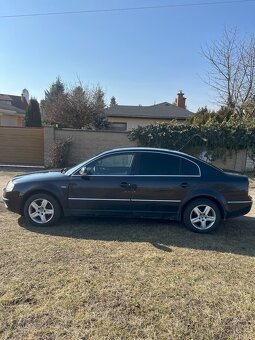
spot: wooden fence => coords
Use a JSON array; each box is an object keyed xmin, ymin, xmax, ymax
[{"xmin": 0, "ymin": 127, "xmax": 44, "ymax": 165}]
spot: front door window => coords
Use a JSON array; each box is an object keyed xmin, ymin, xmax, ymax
[{"xmin": 88, "ymin": 153, "xmax": 134, "ymax": 175}]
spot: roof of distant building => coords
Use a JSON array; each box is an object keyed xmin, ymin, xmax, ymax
[
  {"xmin": 0, "ymin": 93, "xmax": 29, "ymax": 114},
  {"xmin": 106, "ymin": 102, "xmax": 193, "ymax": 119}
]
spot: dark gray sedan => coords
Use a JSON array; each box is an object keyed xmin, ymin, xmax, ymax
[{"xmin": 3, "ymin": 147, "xmax": 252, "ymax": 233}]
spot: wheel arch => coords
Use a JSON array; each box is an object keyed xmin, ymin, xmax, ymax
[
  {"xmin": 21, "ymin": 190, "xmax": 63, "ymax": 215},
  {"xmin": 180, "ymin": 195, "xmax": 225, "ymax": 220}
]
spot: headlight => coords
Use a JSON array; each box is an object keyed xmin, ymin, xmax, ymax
[{"xmin": 5, "ymin": 180, "xmax": 14, "ymax": 192}]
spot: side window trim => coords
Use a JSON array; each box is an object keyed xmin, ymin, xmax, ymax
[{"xmin": 71, "ymin": 151, "xmax": 201, "ymax": 177}]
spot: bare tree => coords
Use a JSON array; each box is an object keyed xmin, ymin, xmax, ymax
[{"xmin": 203, "ymin": 28, "xmax": 255, "ymax": 114}]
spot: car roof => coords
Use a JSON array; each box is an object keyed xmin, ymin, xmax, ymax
[{"xmin": 100, "ymin": 147, "xmax": 191, "ymax": 158}]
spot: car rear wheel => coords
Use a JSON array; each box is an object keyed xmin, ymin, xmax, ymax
[
  {"xmin": 183, "ymin": 198, "xmax": 221, "ymax": 233},
  {"xmin": 24, "ymin": 193, "xmax": 61, "ymax": 226}
]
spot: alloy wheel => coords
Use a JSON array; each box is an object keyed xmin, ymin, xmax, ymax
[
  {"xmin": 190, "ymin": 204, "xmax": 216, "ymax": 230},
  {"xmin": 28, "ymin": 199, "xmax": 55, "ymax": 224}
]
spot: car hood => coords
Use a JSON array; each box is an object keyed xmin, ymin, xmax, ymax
[{"xmin": 12, "ymin": 170, "xmax": 66, "ymax": 184}]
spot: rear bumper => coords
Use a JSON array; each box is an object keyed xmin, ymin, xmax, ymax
[{"xmin": 225, "ymin": 197, "xmax": 252, "ymax": 219}]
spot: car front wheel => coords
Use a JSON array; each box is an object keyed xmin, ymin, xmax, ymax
[
  {"xmin": 183, "ymin": 198, "xmax": 221, "ymax": 233},
  {"xmin": 24, "ymin": 193, "xmax": 61, "ymax": 226}
]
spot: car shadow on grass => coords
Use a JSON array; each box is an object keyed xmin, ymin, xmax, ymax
[{"xmin": 18, "ymin": 214, "xmax": 255, "ymax": 256}]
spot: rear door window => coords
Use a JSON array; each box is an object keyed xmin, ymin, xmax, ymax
[{"xmin": 136, "ymin": 152, "xmax": 181, "ymax": 175}]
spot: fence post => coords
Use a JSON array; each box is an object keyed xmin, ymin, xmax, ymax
[{"xmin": 44, "ymin": 126, "xmax": 55, "ymax": 168}]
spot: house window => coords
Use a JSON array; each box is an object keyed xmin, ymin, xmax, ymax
[
  {"xmin": 109, "ymin": 122, "xmax": 127, "ymax": 131},
  {"xmin": 0, "ymin": 115, "xmax": 18, "ymax": 127}
]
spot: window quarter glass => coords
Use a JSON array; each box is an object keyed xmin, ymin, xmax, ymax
[{"xmin": 180, "ymin": 158, "xmax": 200, "ymax": 176}]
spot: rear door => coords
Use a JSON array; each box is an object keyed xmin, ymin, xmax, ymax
[{"xmin": 130, "ymin": 151, "xmax": 201, "ymax": 218}]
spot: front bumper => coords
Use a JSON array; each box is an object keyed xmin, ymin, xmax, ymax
[{"xmin": 2, "ymin": 189, "xmax": 23, "ymax": 214}]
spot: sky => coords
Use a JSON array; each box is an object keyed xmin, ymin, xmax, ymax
[{"xmin": 0, "ymin": 0, "xmax": 255, "ymax": 112}]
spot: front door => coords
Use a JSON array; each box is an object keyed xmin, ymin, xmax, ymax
[{"xmin": 68, "ymin": 152, "xmax": 135, "ymax": 216}]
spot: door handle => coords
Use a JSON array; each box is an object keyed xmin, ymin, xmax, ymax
[
  {"xmin": 120, "ymin": 182, "xmax": 137, "ymax": 192},
  {"xmin": 131, "ymin": 184, "xmax": 137, "ymax": 192},
  {"xmin": 120, "ymin": 182, "xmax": 131, "ymax": 189},
  {"xmin": 180, "ymin": 182, "xmax": 189, "ymax": 188}
]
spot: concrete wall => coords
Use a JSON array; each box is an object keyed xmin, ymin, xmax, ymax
[
  {"xmin": 211, "ymin": 150, "xmax": 248, "ymax": 172},
  {"xmin": 246, "ymin": 153, "xmax": 255, "ymax": 172},
  {"xmin": 44, "ymin": 126, "xmax": 136, "ymax": 167},
  {"xmin": 44, "ymin": 126, "xmax": 253, "ymax": 172}
]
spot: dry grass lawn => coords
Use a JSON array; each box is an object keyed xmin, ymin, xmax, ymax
[{"xmin": 0, "ymin": 172, "xmax": 255, "ymax": 339}]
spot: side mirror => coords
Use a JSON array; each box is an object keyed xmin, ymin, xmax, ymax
[
  {"xmin": 79, "ymin": 166, "xmax": 92, "ymax": 176},
  {"xmin": 79, "ymin": 167, "xmax": 88, "ymax": 176}
]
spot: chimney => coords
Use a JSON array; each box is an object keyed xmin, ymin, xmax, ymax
[
  {"xmin": 21, "ymin": 89, "xmax": 29, "ymax": 104},
  {"xmin": 176, "ymin": 90, "xmax": 186, "ymax": 109}
]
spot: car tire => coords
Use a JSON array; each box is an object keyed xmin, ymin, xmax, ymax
[
  {"xmin": 24, "ymin": 193, "xmax": 61, "ymax": 227},
  {"xmin": 183, "ymin": 198, "xmax": 221, "ymax": 233}
]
